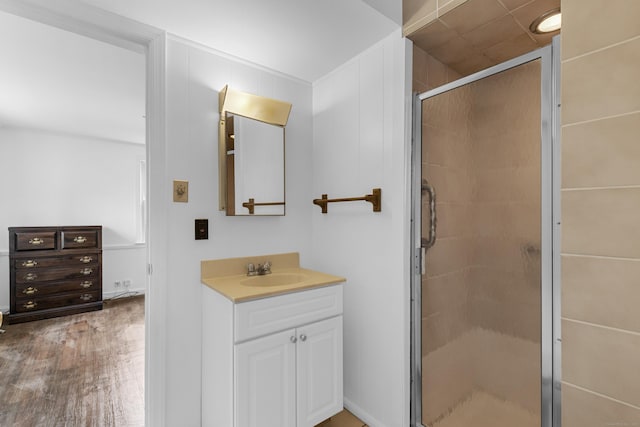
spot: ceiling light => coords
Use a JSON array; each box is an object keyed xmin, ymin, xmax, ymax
[{"xmin": 530, "ymin": 8, "xmax": 561, "ymax": 34}]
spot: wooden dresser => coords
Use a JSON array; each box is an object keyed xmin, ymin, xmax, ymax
[{"xmin": 8, "ymin": 226, "xmax": 102, "ymax": 324}]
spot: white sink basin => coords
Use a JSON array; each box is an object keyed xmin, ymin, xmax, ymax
[{"xmin": 240, "ymin": 272, "xmax": 309, "ymax": 287}]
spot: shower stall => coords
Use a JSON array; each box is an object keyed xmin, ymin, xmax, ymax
[{"xmin": 410, "ymin": 39, "xmax": 561, "ymax": 427}]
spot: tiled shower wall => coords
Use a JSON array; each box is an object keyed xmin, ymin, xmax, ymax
[{"xmin": 560, "ymin": 0, "xmax": 640, "ymax": 425}]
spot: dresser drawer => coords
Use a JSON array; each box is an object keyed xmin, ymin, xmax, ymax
[
  {"xmin": 14, "ymin": 253, "xmax": 99, "ymax": 270},
  {"xmin": 234, "ymin": 284, "xmax": 343, "ymax": 342},
  {"xmin": 16, "ymin": 279, "xmax": 100, "ymax": 298},
  {"xmin": 15, "ymin": 265, "xmax": 99, "ymax": 284},
  {"xmin": 62, "ymin": 230, "xmax": 99, "ymax": 249},
  {"xmin": 14, "ymin": 232, "xmax": 56, "ymax": 251},
  {"xmin": 15, "ymin": 290, "xmax": 101, "ymax": 313}
]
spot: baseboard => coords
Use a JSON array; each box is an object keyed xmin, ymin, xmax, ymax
[
  {"xmin": 103, "ymin": 288, "xmax": 146, "ymax": 300},
  {"xmin": 344, "ymin": 397, "xmax": 387, "ymax": 427}
]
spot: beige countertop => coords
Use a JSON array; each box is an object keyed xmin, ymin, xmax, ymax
[{"xmin": 201, "ymin": 252, "xmax": 345, "ymax": 303}]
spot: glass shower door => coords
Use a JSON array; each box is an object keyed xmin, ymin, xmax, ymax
[{"xmin": 418, "ymin": 58, "xmax": 546, "ymax": 427}]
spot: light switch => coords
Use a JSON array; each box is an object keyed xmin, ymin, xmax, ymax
[
  {"xmin": 195, "ymin": 219, "xmax": 208, "ymax": 240},
  {"xmin": 173, "ymin": 180, "xmax": 188, "ymax": 202}
]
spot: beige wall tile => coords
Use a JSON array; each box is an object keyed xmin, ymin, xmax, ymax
[
  {"xmin": 422, "ymin": 268, "xmax": 470, "ymax": 316},
  {"xmin": 439, "ymin": 0, "xmax": 508, "ymax": 34},
  {"xmin": 438, "ymin": 0, "xmax": 469, "ymax": 16},
  {"xmin": 562, "ymin": 187, "xmax": 640, "ymax": 258},
  {"xmin": 562, "ymin": 0, "xmax": 640, "ymax": 59},
  {"xmin": 562, "ymin": 255, "xmax": 640, "ymax": 333},
  {"xmin": 410, "ymin": 19, "xmax": 459, "ymax": 52},
  {"xmin": 500, "ymin": 0, "xmax": 533, "ymax": 11},
  {"xmin": 462, "ymin": 15, "xmax": 526, "ymax": 51},
  {"xmin": 562, "ymin": 383, "xmax": 640, "ymax": 427},
  {"xmin": 483, "ymin": 32, "xmax": 539, "ymax": 63},
  {"xmin": 413, "ymin": 45, "xmax": 429, "ymax": 87},
  {"xmin": 562, "ymin": 319, "xmax": 640, "ymax": 407},
  {"xmin": 404, "ymin": 0, "xmax": 438, "ymax": 35},
  {"xmin": 562, "ymin": 37, "xmax": 640, "ymax": 125},
  {"xmin": 422, "ymin": 304, "xmax": 471, "ymax": 354},
  {"xmin": 429, "ymin": 36, "xmax": 477, "ymax": 66},
  {"xmin": 425, "ymin": 236, "xmax": 472, "ymax": 276},
  {"xmin": 562, "ymin": 112, "xmax": 640, "ymax": 188}
]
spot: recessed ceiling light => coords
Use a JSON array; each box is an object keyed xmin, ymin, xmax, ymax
[{"xmin": 530, "ymin": 8, "xmax": 561, "ymax": 34}]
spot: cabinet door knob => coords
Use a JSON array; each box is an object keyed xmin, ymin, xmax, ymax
[
  {"xmin": 290, "ymin": 336, "xmax": 297, "ymax": 344},
  {"xmin": 299, "ymin": 334, "xmax": 307, "ymax": 342}
]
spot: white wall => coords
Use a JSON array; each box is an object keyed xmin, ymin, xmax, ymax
[
  {"xmin": 0, "ymin": 128, "xmax": 147, "ymax": 311},
  {"xmin": 163, "ymin": 36, "xmax": 313, "ymax": 426},
  {"xmin": 311, "ymin": 30, "xmax": 411, "ymax": 427}
]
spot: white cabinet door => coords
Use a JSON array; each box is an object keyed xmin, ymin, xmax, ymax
[
  {"xmin": 296, "ymin": 316, "xmax": 343, "ymax": 427},
  {"xmin": 235, "ymin": 328, "xmax": 297, "ymax": 427}
]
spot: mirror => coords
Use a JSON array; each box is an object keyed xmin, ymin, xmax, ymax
[
  {"xmin": 225, "ymin": 113, "xmax": 285, "ymax": 215},
  {"xmin": 218, "ymin": 86, "xmax": 291, "ymax": 216}
]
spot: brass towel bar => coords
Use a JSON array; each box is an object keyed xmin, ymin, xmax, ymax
[
  {"xmin": 313, "ymin": 188, "xmax": 381, "ymax": 214},
  {"xmin": 242, "ymin": 198, "xmax": 285, "ymax": 215}
]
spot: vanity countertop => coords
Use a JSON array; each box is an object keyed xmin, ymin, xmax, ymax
[{"xmin": 201, "ymin": 252, "xmax": 345, "ymax": 303}]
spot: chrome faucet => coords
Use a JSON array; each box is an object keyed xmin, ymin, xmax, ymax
[
  {"xmin": 257, "ymin": 261, "xmax": 271, "ymax": 275},
  {"xmin": 246, "ymin": 261, "xmax": 272, "ymax": 276},
  {"xmin": 247, "ymin": 263, "xmax": 257, "ymax": 276}
]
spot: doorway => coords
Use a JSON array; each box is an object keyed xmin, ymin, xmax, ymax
[{"xmin": 411, "ymin": 41, "xmax": 561, "ymax": 427}]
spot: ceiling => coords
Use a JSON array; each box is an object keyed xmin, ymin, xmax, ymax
[
  {"xmin": 0, "ymin": 0, "xmax": 401, "ymax": 143},
  {"xmin": 0, "ymin": 10, "xmax": 146, "ymax": 143},
  {"xmin": 408, "ymin": 0, "xmax": 560, "ymax": 76},
  {"xmin": 76, "ymin": 0, "xmax": 401, "ymax": 82}
]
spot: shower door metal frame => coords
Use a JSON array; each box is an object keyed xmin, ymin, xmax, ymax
[{"xmin": 410, "ymin": 39, "xmax": 561, "ymax": 427}]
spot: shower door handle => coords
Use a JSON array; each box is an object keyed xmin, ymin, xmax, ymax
[{"xmin": 421, "ymin": 179, "xmax": 437, "ymax": 250}]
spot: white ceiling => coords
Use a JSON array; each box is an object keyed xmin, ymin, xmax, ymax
[
  {"xmin": 77, "ymin": 0, "xmax": 400, "ymax": 82},
  {"xmin": 0, "ymin": 10, "xmax": 146, "ymax": 143},
  {"xmin": 0, "ymin": 0, "xmax": 400, "ymax": 143}
]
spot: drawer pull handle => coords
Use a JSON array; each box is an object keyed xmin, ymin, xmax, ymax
[
  {"xmin": 73, "ymin": 236, "xmax": 87, "ymax": 243},
  {"xmin": 80, "ymin": 268, "xmax": 93, "ymax": 275},
  {"xmin": 79, "ymin": 256, "xmax": 93, "ymax": 264},
  {"xmin": 23, "ymin": 301, "xmax": 37, "ymax": 310},
  {"xmin": 79, "ymin": 294, "xmax": 93, "ymax": 302},
  {"xmin": 28, "ymin": 238, "xmax": 44, "ymax": 245},
  {"xmin": 22, "ymin": 260, "xmax": 38, "ymax": 268},
  {"xmin": 22, "ymin": 287, "xmax": 38, "ymax": 295},
  {"xmin": 24, "ymin": 273, "xmax": 38, "ymax": 281},
  {"xmin": 80, "ymin": 281, "xmax": 93, "ymax": 289}
]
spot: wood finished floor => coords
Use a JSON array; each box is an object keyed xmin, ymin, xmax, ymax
[
  {"xmin": 0, "ymin": 296, "xmax": 144, "ymax": 427},
  {"xmin": 0, "ymin": 295, "xmax": 365, "ymax": 426}
]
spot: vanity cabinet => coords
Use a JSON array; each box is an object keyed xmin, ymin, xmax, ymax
[
  {"xmin": 202, "ymin": 283, "xmax": 343, "ymax": 427},
  {"xmin": 8, "ymin": 226, "xmax": 102, "ymax": 324}
]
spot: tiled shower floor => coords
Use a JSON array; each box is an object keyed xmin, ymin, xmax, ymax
[{"xmin": 431, "ymin": 391, "xmax": 539, "ymax": 427}]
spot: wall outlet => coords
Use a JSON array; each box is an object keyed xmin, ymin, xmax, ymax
[
  {"xmin": 114, "ymin": 280, "xmax": 122, "ymax": 288},
  {"xmin": 123, "ymin": 279, "xmax": 131, "ymax": 288}
]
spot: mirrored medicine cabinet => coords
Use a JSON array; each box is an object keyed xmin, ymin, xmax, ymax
[{"xmin": 218, "ymin": 85, "xmax": 292, "ymax": 216}]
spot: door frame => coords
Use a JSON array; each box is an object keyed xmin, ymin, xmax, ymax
[
  {"xmin": 410, "ymin": 38, "xmax": 562, "ymax": 427},
  {"xmin": 0, "ymin": 2, "xmax": 169, "ymax": 425}
]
